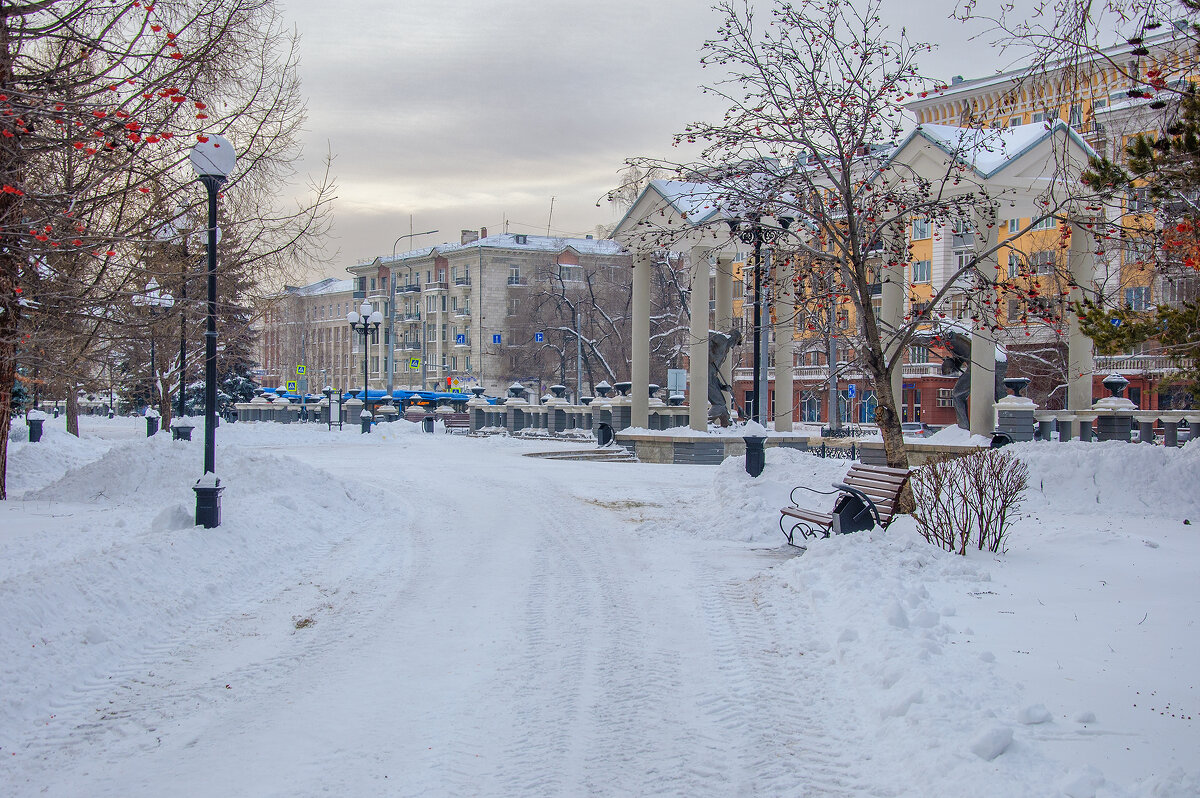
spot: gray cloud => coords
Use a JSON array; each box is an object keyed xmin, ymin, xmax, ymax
[{"xmin": 278, "ymin": 0, "xmax": 1014, "ymax": 275}]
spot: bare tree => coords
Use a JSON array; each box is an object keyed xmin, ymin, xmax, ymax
[{"xmin": 1, "ymin": 1, "xmax": 334, "ymax": 498}]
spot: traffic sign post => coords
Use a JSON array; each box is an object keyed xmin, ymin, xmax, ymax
[
  {"xmin": 296, "ymin": 365, "xmax": 306, "ymax": 376},
  {"xmin": 286, "ymin": 379, "xmax": 297, "ymax": 393},
  {"xmin": 534, "ymin": 332, "xmax": 544, "ymax": 343},
  {"xmin": 409, "ymin": 357, "xmax": 422, "ymax": 370}
]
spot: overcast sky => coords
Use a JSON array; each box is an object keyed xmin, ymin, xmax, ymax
[{"xmin": 276, "ymin": 0, "xmax": 1017, "ymax": 279}]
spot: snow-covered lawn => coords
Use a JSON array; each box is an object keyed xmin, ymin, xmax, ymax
[{"xmin": 1, "ymin": 417, "xmax": 1197, "ymax": 797}]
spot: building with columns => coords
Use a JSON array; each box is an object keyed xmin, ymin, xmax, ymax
[{"xmin": 612, "ymin": 120, "xmax": 1102, "ymax": 436}]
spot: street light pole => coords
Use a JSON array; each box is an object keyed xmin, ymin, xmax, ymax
[
  {"xmin": 347, "ymin": 300, "xmax": 382, "ymax": 433},
  {"xmin": 727, "ymin": 214, "xmax": 792, "ymax": 425},
  {"xmin": 387, "ymin": 229, "xmax": 437, "ymax": 395},
  {"xmin": 189, "ymin": 134, "xmax": 236, "ymax": 529}
]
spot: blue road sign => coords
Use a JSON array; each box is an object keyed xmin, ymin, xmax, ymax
[
  {"xmin": 847, "ymin": 383, "xmax": 856, "ymax": 399},
  {"xmin": 534, "ymin": 332, "xmax": 544, "ymax": 342},
  {"xmin": 493, "ymin": 333, "xmax": 502, "ymax": 344},
  {"xmin": 456, "ymin": 334, "xmax": 466, "ymax": 344}
]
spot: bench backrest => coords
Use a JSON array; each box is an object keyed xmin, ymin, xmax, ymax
[{"xmin": 843, "ymin": 464, "xmax": 909, "ymax": 525}]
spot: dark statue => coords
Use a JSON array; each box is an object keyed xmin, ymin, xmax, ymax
[
  {"xmin": 707, "ymin": 327, "xmax": 743, "ymax": 427},
  {"xmin": 917, "ymin": 328, "xmax": 1007, "ymax": 430}
]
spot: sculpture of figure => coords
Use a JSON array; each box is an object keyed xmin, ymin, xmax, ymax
[
  {"xmin": 917, "ymin": 328, "xmax": 1007, "ymax": 429},
  {"xmin": 707, "ymin": 327, "xmax": 743, "ymax": 427}
]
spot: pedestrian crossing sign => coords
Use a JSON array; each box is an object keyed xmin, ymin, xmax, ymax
[
  {"xmin": 296, "ymin": 365, "xmax": 306, "ymax": 376},
  {"xmin": 409, "ymin": 357, "xmax": 422, "ymax": 370},
  {"xmin": 286, "ymin": 380, "xmax": 297, "ymax": 392}
]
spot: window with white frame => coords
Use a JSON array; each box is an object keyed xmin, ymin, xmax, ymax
[
  {"xmin": 1030, "ymin": 216, "xmax": 1057, "ymax": 231},
  {"xmin": 1007, "ymin": 218, "xmax": 1019, "ymax": 234},
  {"xmin": 911, "ymin": 217, "xmax": 930, "ymax": 240},
  {"xmin": 1007, "ymin": 251, "xmax": 1020, "ymax": 278},
  {"xmin": 937, "ymin": 388, "xmax": 955, "ymax": 407},
  {"xmin": 1125, "ymin": 286, "xmax": 1151, "ymax": 310},
  {"xmin": 909, "ymin": 345, "xmax": 930, "ymax": 363},
  {"xmin": 1030, "ymin": 250, "xmax": 1056, "ymax": 274},
  {"xmin": 912, "ymin": 259, "xmax": 931, "ymax": 283},
  {"xmin": 557, "ymin": 262, "xmax": 582, "ymax": 282},
  {"xmin": 507, "ymin": 297, "xmax": 520, "ymax": 315}
]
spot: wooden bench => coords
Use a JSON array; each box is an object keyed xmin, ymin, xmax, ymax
[
  {"xmin": 779, "ymin": 463, "xmax": 910, "ymax": 548},
  {"xmin": 440, "ymin": 413, "xmax": 471, "ymax": 433}
]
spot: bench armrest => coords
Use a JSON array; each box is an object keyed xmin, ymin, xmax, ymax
[
  {"xmin": 831, "ymin": 482, "xmax": 884, "ymax": 528},
  {"xmin": 788, "ymin": 483, "xmax": 839, "ymax": 506}
]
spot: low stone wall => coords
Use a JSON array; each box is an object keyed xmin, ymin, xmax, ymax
[{"xmin": 614, "ymin": 432, "xmax": 811, "ymax": 465}]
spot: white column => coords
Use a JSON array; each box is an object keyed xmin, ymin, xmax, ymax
[
  {"xmin": 880, "ymin": 226, "xmax": 905, "ymax": 412},
  {"xmin": 631, "ymin": 253, "xmax": 651, "ymax": 428},
  {"xmin": 969, "ymin": 212, "xmax": 999, "ymax": 436},
  {"xmin": 716, "ymin": 254, "xmax": 735, "ymax": 394},
  {"xmin": 689, "ymin": 246, "xmax": 711, "ymax": 431},
  {"xmin": 1067, "ymin": 221, "xmax": 1095, "ymax": 411},
  {"xmin": 773, "ymin": 256, "xmax": 794, "ymax": 431}
]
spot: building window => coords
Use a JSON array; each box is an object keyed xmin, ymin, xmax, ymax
[
  {"xmin": 508, "ymin": 297, "xmax": 520, "ymax": 315},
  {"xmin": 1127, "ymin": 186, "xmax": 1151, "ymax": 214},
  {"xmin": 1030, "ymin": 216, "xmax": 1057, "ymax": 231},
  {"xmin": 1030, "ymin": 250, "xmax": 1056, "ymax": 274},
  {"xmin": 909, "ymin": 345, "xmax": 930, "ymax": 363},
  {"xmin": 1007, "ymin": 251, "xmax": 1020, "ymax": 278},
  {"xmin": 911, "ymin": 217, "xmax": 930, "ymax": 240},
  {"xmin": 1007, "ymin": 218, "xmax": 1019, "ymax": 234},
  {"xmin": 1125, "ymin": 286, "xmax": 1151, "ymax": 311},
  {"xmin": 557, "ymin": 262, "xmax": 582, "ymax": 282},
  {"xmin": 912, "ymin": 259, "xmax": 931, "ymax": 283},
  {"xmin": 1008, "ymin": 298, "xmax": 1021, "ymax": 320},
  {"xmin": 508, "ymin": 264, "xmax": 521, "ymax": 285},
  {"xmin": 427, "ymin": 326, "xmax": 436, "ymax": 342},
  {"xmin": 1009, "ymin": 117, "xmax": 1022, "ymax": 127},
  {"xmin": 937, "ymin": 388, "xmax": 955, "ymax": 407}
]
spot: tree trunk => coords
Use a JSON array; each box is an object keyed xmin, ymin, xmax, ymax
[
  {"xmin": 66, "ymin": 388, "xmax": 80, "ymax": 437},
  {"xmin": 0, "ymin": 332, "xmax": 12, "ymax": 501}
]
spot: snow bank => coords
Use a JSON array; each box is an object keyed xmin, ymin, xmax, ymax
[{"xmin": 0, "ymin": 429, "xmax": 396, "ymax": 742}]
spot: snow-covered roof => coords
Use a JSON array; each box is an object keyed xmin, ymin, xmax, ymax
[
  {"xmin": 382, "ymin": 233, "xmax": 624, "ymax": 264},
  {"xmin": 895, "ymin": 120, "xmax": 1095, "ymax": 178},
  {"xmin": 287, "ymin": 277, "xmax": 354, "ymax": 297}
]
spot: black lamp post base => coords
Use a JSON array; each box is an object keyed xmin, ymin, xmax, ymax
[
  {"xmin": 172, "ymin": 423, "xmax": 195, "ymax": 441},
  {"xmin": 193, "ymin": 479, "xmax": 225, "ymax": 528}
]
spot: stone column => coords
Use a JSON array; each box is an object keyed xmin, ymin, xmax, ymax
[
  {"xmin": 715, "ymin": 254, "xmax": 735, "ymax": 393},
  {"xmin": 631, "ymin": 253, "xmax": 651, "ymax": 429},
  {"xmin": 1067, "ymin": 221, "xmax": 1096, "ymax": 411},
  {"xmin": 773, "ymin": 256, "xmax": 794, "ymax": 432},
  {"xmin": 880, "ymin": 225, "xmax": 905, "ymax": 415},
  {"xmin": 969, "ymin": 211, "xmax": 1000, "ymax": 436},
  {"xmin": 689, "ymin": 246, "xmax": 711, "ymax": 431}
]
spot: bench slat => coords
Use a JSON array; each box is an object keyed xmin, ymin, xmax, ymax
[{"xmin": 780, "ymin": 463, "xmax": 910, "ymax": 548}]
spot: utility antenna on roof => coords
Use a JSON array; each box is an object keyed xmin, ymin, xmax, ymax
[{"xmin": 546, "ymin": 196, "xmax": 555, "ymax": 236}]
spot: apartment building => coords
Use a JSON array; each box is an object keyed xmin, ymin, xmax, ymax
[
  {"xmin": 346, "ymin": 229, "xmax": 631, "ymax": 397},
  {"xmin": 258, "ymin": 277, "xmax": 358, "ymax": 393}
]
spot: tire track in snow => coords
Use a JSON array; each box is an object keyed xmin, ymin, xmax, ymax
[{"xmin": 693, "ymin": 568, "xmax": 897, "ymax": 798}]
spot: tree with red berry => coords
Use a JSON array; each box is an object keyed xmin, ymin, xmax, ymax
[{"xmin": 0, "ymin": 0, "xmax": 334, "ymax": 498}]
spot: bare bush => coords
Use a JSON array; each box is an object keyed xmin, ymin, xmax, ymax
[{"xmin": 910, "ymin": 450, "xmax": 1029, "ymax": 555}]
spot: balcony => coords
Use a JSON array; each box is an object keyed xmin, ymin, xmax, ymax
[
  {"xmin": 454, "ymin": 276, "xmax": 471, "ymax": 289},
  {"xmin": 397, "ymin": 284, "xmax": 420, "ymax": 294},
  {"xmin": 507, "ymin": 276, "xmax": 524, "ymax": 286},
  {"xmin": 425, "ymin": 281, "xmax": 449, "ymax": 292},
  {"xmin": 453, "ymin": 309, "xmax": 470, "ymax": 321}
]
